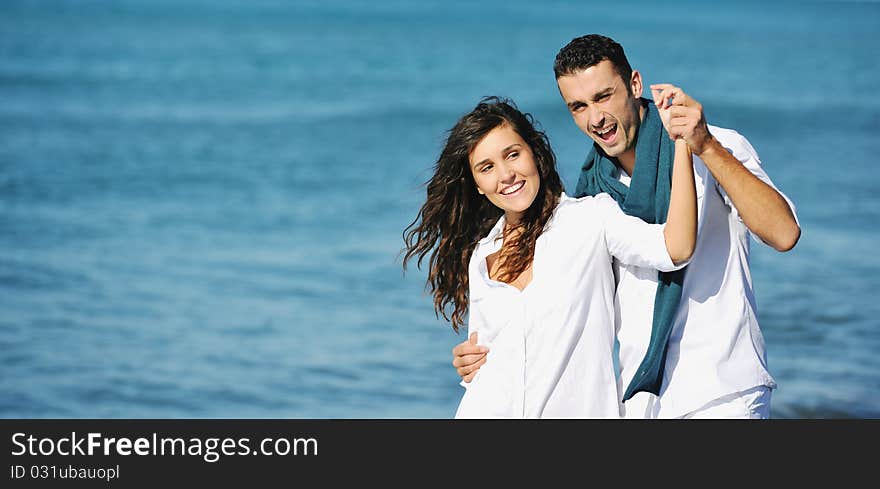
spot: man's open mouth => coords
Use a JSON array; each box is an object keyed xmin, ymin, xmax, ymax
[{"xmin": 594, "ymin": 123, "xmax": 618, "ymax": 143}]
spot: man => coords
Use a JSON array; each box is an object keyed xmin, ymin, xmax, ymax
[{"xmin": 452, "ymin": 34, "xmax": 800, "ymax": 418}]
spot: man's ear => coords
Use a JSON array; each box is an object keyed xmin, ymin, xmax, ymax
[{"xmin": 630, "ymin": 70, "xmax": 643, "ymax": 98}]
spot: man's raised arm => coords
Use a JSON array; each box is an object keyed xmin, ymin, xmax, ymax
[{"xmin": 651, "ymin": 83, "xmax": 801, "ymax": 252}]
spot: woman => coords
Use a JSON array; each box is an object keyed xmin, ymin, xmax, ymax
[{"xmin": 403, "ymin": 97, "xmax": 695, "ymax": 418}]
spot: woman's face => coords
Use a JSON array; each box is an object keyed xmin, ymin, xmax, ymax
[{"xmin": 469, "ymin": 123, "xmax": 540, "ymax": 225}]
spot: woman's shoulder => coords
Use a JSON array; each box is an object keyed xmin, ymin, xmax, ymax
[
  {"xmin": 543, "ymin": 192, "xmax": 615, "ymax": 235},
  {"xmin": 557, "ymin": 191, "xmax": 615, "ymax": 205},
  {"xmin": 554, "ymin": 192, "xmax": 616, "ymax": 219}
]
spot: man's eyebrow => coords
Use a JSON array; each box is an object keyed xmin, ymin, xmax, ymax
[
  {"xmin": 566, "ymin": 88, "xmax": 613, "ymax": 110},
  {"xmin": 592, "ymin": 87, "xmax": 613, "ymax": 101}
]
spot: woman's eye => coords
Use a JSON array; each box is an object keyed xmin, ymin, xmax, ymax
[
  {"xmin": 480, "ymin": 164, "xmax": 493, "ymax": 173},
  {"xmin": 507, "ymin": 151, "xmax": 519, "ymax": 160}
]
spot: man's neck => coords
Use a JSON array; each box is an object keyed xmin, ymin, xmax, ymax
[
  {"xmin": 617, "ymin": 152, "xmax": 636, "ymax": 177},
  {"xmin": 616, "ymin": 100, "xmax": 648, "ymax": 177}
]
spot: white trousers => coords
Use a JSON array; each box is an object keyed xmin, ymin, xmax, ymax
[
  {"xmin": 680, "ymin": 386, "xmax": 772, "ymax": 419},
  {"xmin": 624, "ymin": 386, "xmax": 773, "ymax": 419}
]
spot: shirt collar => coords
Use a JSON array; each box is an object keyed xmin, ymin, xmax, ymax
[{"xmin": 478, "ymin": 214, "xmax": 507, "ymax": 246}]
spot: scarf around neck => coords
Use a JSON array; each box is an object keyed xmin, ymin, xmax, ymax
[{"xmin": 574, "ymin": 98, "xmax": 686, "ymax": 402}]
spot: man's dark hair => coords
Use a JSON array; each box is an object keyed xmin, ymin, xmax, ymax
[{"xmin": 553, "ymin": 34, "xmax": 633, "ymax": 86}]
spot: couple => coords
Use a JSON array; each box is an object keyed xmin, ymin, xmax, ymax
[{"xmin": 403, "ymin": 34, "xmax": 800, "ymax": 418}]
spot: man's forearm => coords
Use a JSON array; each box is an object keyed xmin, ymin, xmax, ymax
[{"xmin": 698, "ymin": 138, "xmax": 800, "ymax": 252}]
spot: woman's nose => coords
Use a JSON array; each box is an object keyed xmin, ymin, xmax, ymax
[{"xmin": 499, "ymin": 163, "xmax": 516, "ymax": 183}]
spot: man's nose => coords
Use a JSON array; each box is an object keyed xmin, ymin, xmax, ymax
[{"xmin": 589, "ymin": 110, "xmax": 606, "ymax": 130}]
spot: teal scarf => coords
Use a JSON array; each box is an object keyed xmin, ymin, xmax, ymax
[{"xmin": 574, "ymin": 98, "xmax": 686, "ymax": 402}]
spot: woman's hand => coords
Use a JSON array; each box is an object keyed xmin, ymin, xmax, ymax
[{"xmin": 452, "ymin": 332, "xmax": 488, "ymax": 382}]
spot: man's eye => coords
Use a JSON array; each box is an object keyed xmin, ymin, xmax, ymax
[
  {"xmin": 571, "ymin": 104, "xmax": 586, "ymax": 113},
  {"xmin": 597, "ymin": 94, "xmax": 610, "ymax": 102}
]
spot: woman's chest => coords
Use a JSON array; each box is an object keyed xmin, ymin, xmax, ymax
[{"xmin": 475, "ymin": 227, "xmax": 610, "ymax": 325}]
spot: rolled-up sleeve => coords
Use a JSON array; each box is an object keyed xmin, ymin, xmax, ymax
[{"xmin": 711, "ymin": 128, "xmax": 801, "ymax": 246}]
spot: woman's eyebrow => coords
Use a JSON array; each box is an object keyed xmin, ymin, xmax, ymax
[{"xmin": 472, "ymin": 144, "xmax": 522, "ymax": 168}]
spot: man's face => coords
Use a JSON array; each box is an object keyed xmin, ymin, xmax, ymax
[{"xmin": 556, "ymin": 59, "xmax": 644, "ymax": 161}]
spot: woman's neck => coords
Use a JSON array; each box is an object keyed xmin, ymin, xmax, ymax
[
  {"xmin": 486, "ymin": 222, "xmax": 533, "ymax": 291},
  {"xmin": 504, "ymin": 210, "xmax": 523, "ymax": 228}
]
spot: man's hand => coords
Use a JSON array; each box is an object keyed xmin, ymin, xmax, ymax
[
  {"xmin": 452, "ymin": 332, "xmax": 488, "ymax": 383},
  {"xmin": 650, "ymin": 84, "xmax": 714, "ymax": 156}
]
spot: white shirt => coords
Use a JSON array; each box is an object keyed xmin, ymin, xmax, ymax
[
  {"xmin": 455, "ymin": 193, "xmax": 685, "ymax": 418},
  {"xmin": 614, "ymin": 125, "xmax": 800, "ymax": 418}
]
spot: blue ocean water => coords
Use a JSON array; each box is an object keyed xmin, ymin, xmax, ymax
[{"xmin": 1, "ymin": 0, "xmax": 878, "ymax": 418}]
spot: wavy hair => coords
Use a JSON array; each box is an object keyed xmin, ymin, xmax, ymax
[{"xmin": 402, "ymin": 96, "xmax": 564, "ymax": 332}]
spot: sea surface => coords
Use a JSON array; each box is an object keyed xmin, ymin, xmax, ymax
[{"xmin": 1, "ymin": 0, "xmax": 878, "ymax": 418}]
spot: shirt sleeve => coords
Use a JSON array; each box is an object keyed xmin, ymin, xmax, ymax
[
  {"xmin": 597, "ymin": 194, "xmax": 686, "ymax": 272},
  {"xmin": 711, "ymin": 129, "xmax": 801, "ymax": 245}
]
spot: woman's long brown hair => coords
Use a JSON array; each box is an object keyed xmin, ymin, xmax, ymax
[{"xmin": 402, "ymin": 97, "xmax": 564, "ymax": 332}]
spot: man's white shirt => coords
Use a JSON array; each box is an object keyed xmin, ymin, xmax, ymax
[{"xmin": 614, "ymin": 125, "xmax": 800, "ymax": 418}]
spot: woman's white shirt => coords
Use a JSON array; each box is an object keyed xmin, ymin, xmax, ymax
[{"xmin": 455, "ymin": 193, "xmax": 685, "ymax": 418}]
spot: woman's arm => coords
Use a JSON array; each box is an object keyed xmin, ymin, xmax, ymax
[{"xmin": 662, "ymin": 139, "xmax": 697, "ymax": 265}]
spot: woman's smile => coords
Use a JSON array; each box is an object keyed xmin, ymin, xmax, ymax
[{"xmin": 500, "ymin": 180, "xmax": 526, "ymax": 196}]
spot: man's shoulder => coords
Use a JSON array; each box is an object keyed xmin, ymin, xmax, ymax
[
  {"xmin": 706, "ymin": 124, "xmax": 760, "ymax": 164},
  {"xmin": 707, "ymin": 124, "xmax": 748, "ymax": 147}
]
